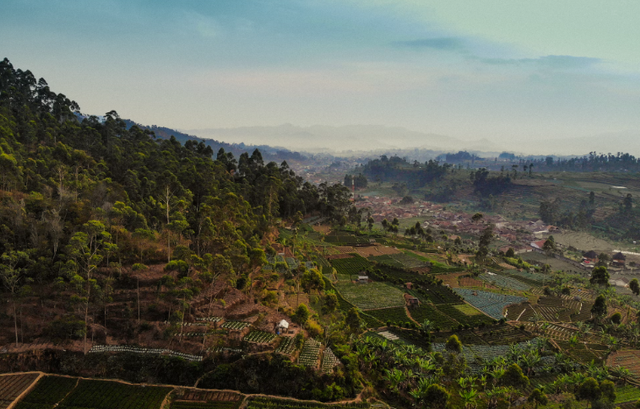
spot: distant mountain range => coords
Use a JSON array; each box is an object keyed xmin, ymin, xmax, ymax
[
  {"xmin": 181, "ymin": 124, "xmax": 500, "ymax": 154},
  {"xmin": 116, "ymin": 119, "xmax": 640, "ymax": 160}
]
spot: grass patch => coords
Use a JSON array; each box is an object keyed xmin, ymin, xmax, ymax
[{"xmin": 334, "ymin": 281, "xmax": 406, "ymax": 310}]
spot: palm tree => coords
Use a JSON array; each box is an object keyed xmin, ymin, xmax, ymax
[{"xmin": 459, "ymin": 388, "xmax": 478, "ymax": 409}]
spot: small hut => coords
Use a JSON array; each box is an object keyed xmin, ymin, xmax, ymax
[
  {"xmin": 612, "ymin": 252, "xmax": 627, "ymax": 267},
  {"xmin": 277, "ymin": 319, "xmax": 290, "ymax": 335},
  {"xmin": 583, "ymin": 250, "xmax": 598, "ymax": 265}
]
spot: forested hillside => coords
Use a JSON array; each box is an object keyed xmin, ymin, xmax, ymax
[{"xmin": 0, "ymin": 58, "xmax": 351, "ymax": 350}]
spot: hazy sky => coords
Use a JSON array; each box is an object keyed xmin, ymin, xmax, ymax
[{"xmin": 2, "ymin": 0, "xmax": 640, "ymax": 145}]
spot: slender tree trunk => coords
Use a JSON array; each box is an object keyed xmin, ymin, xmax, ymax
[
  {"xmin": 13, "ymin": 302, "xmax": 18, "ymax": 346},
  {"xmin": 137, "ymin": 277, "xmax": 141, "ymax": 323}
]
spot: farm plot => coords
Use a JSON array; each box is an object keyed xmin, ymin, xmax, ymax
[
  {"xmin": 334, "ymin": 281, "xmax": 405, "ymax": 310},
  {"xmin": 453, "ymin": 288, "xmax": 527, "ymax": 320},
  {"xmin": 420, "ymin": 285, "xmax": 462, "ymax": 305},
  {"xmin": 437, "ymin": 304, "xmax": 496, "ymax": 327},
  {"xmin": 57, "ymin": 379, "xmax": 171, "ymax": 409},
  {"xmin": 0, "ymin": 373, "xmax": 40, "ymax": 409},
  {"xmin": 246, "ymin": 397, "xmax": 370, "ymax": 409},
  {"xmin": 321, "ymin": 347, "xmax": 341, "ymax": 373},
  {"xmin": 274, "ymin": 337, "xmax": 297, "ymax": 355},
  {"xmin": 298, "ymin": 338, "xmax": 321, "ymax": 368},
  {"xmin": 408, "ymin": 303, "xmax": 457, "ymax": 330},
  {"xmin": 366, "ymin": 307, "xmax": 410, "ymax": 325},
  {"xmin": 331, "ymin": 254, "xmax": 372, "ymax": 276},
  {"xmin": 221, "ymin": 321, "xmax": 251, "ymax": 330},
  {"xmin": 520, "ymin": 322, "xmax": 578, "ymax": 340},
  {"xmin": 172, "ymin": 389, "xmax": 243, "ymax": 409},
  {"xmin": 479, "ymin": 273, "xmax": 530, "ymax": 292},
  {"xmin": 614, "ymin": 386, "xmax": 640, "ymax": 405},
  {"xmin": 243, "ymin": 331, "xmax": 276, "ymax": 344},
  {"xmin": 478, "ymin": 326, "xmax": 534, "ymax": 345},
  {"xmin": 15, "ymin": 375, "xmax": 78, "ymax": 409},
  {"xmin": 607, "ymin": 350, "xmax": 640, "ymax": 379},
  {"xmin": 369, "ymin": 255, "xmax": 404, "ymax": 268},
  {"xmin": 392, "ymin": 252, "xmax": 430, "ymax": 269},
  {"xmin": 505, "ymin": 269, "xmax": 549, "ymax": 284}
]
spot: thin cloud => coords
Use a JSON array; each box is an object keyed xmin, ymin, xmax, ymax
[
  {"xmin": 480, "ymin": 54, "xmax": 601, "ymax": 68},
  {"xmin": 393, "ymin": 37, "xmax": 466, "ymax": 51}
]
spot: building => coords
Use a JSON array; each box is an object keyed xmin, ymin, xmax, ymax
[{"xmin": 612, "ymin": 252, "xmax": 627, "ymax": 267}]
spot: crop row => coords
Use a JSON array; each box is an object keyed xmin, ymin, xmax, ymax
[
  {"xmin": 246, "ymin": 397, "xmax": 369, "ymax": 409},
  {"xmin": 221, "ymin": 321, "xmax": 251, "ymax": 330},
  {"xmin": 172, "ymin": 401, "xmax": 240, "ymax": 409},
  {"xmin": 479, "ymin": 273, "xmax": 531, "ymax": 291},
  {"xmin": 408, "ymin": 304, "xmax": 456, "ymax": 330},
  {"xmin": 57, "ymin": 379, "xmax": 171, "ymax": 409},
  {"xmin": 334, "ymin": 281, "xmax": 405, "ymax": 310},
  {"xmin": 420, "ymin": 285, "xmax": 462, "ymax": 305},
  {"xmin": 437, "ymin": 304, "xmax": 496, "ymax": 327},
  {"xmin": 196, "ymin": 317, "xmax": 223, "ymax": 322},
  {"xmin": 330, "ymin": 255, "xmax": 372, "ymax": 276},
  {"xmin": 275, "ymin": 337, "xmax": 297, "ymax": 355},
  {"xmin": 15, "ymin": 376, "xmax": 78, "ymax": 408},
  {"xmin": 89, "ymin": 345, "xmax": 203, "ymax": 361},
  {"xmin": 321, "ymin": 347, "xmax": 341, "ymax": 373},
  {"xmin": 0, "ymin": 373, "xmax": 40, "ymax": 402},
  {"xmin": 453, "ymin": 288, "xmax": 527, "ymax": 320},
  {"xmin": 365, "ymin": 307, "xmax": 410, "ymax": 325},
  {"xmin": 298, "ymin": 338, "xmax": 321, "ymax": 368},
  {"xmin": 243, "ymin": 331, "xmax": 276, "ymax": 344}
]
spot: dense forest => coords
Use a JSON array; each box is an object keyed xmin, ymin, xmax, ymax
[
  {"xmin": 0, "ymin": 57, "xmax": 351, "ymax": 346},
  {"xmin": 360, "ymin": 155, "xmax": 451, "ymax": 187}
]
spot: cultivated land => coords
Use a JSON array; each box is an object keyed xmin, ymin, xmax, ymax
[{"xmin": 5, "ymin": 59, "xmax": 640, "ymax": 409}]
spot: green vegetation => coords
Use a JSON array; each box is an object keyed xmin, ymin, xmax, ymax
[
  {"xmin": 15, "ymin": 376, "xmax": 78, "ymax": 409},
  {"xmin": 57, "ymin": 379, "xmax": 171, "ymax": 409}
]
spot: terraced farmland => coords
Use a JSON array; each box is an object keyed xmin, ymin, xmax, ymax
[
  {"xmin": 438, "ymin": 303, "xmax": 496, "ymax": 327},
  {"xmin": 15, "ymin": 375, "xmax": 78, "ymax": 409},
  {"xmin": 171, "ymin": 390, "xmax": 243, "ymax": 409},
  {"xmin": 366, "ymin": 307, "xmax": 410, "ymax": 325},
  {"xmin": 246, "ymin": 397, "xmax": 370, "ymax": 409},
  {"xmin": 275, "ymin": 337, "xmax": 297, "ymax": 355},
  {"xmin": 334, "ymin": 281, "xmax": 405, "ymax": 309},
  {"xmin": 0, "ymin": 373, "xmax": 40, "ymax": 409},
  {"xmin": 298, "ymin": 338, "xmax": 321, "ymax": 368},
  {"xmin": 243, "ymin": 331, "xmax": 276, "ymax": 344},
  {"xmin": 420, "ymin": 285, "xmax": 462, "ymax": 305},
  {"xmin": 453, "ymin": 288, "xmax": 527, "ymax": 320},
  {"xmin": 479, "ymin": 273, "xmax": 531, "ymax": 291},
  {"xmin": 57, "ymin": 379, "xmax": 171, "ymax": 409},
  {"xmin": 330, "ymin": 254, "xmax": 372, "ymax": 276},
  {"xmin": 408, "ymin": 303, "xmax": 457, "ymax": 330}
]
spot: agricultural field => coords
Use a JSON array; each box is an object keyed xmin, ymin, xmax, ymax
[
  {"xmin": 330, "ymin": 254, "xmax": 372, "ymax": 276},
  {"xmin": 221, "ymin": 321, "xmax": 251, "ymax": 330},
  {"xmin": 607, "ymin": 350, "xmax": 640, "ymax": 379},
  {"xmin": 334, "ymin": 281, "xmax": 405, "ymax": 310},
  {"xmin": 243, "ymin": 331, "xmax": 277, "ymax": 344},
  {"xmin": 171, "ymin": 389, "xmax": 243, "ymax": 409},
  {"xmin": 275, "ymin": 337, "xmax": 297, "ymax": 355},
  {"xmin": 57, "ymin": 379, "xmax": 171, "ymax": 409},
  {"xmin": 0, "ymin": 373, "xmax": 40, "ymax": 409},
  {"xmin": 365, "ymin": 307, "xmax": 410, "ymax": 325},
  {"xmin": 479, "ymin": 273, "xmax": 531, "ymax": 292},
  {"xmin": 614, "ymin": 385, "xmax": 640, "ymax": 405},
  {"xmin": 246, "ymin": 397, "xmax": 370, "ymax": 409},
  {"xmin": 454, "ymin": 288, "xmax": 527, "ymax": 320},
  {"xmin": 408, "ymin": 303, "xmax": 457, "ymax": 330},
  {"xmin": 298, "ymin": 338, "xmax": 321, "ymax": 368},
  {"xmin": 15, "ymin": 375, "xmax": 78, "ymax": 409},
  {"xmin": 437, "ymin": 304, "xmax": 496, "ymax": 327},
  {"xmin": 419, "ymin": 285, "xmax": 463, "ymax": 305},
  {"xmin": 321, "ymin": 347, "xmax": 341, "ymax": 373}
]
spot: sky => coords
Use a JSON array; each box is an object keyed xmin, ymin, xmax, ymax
[{"xmin": 2, "ymin": 0, "xmax": 640, "ymax": 152}]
